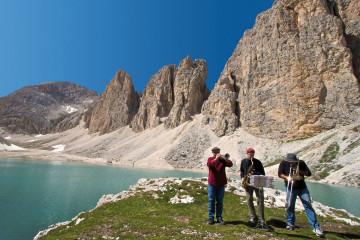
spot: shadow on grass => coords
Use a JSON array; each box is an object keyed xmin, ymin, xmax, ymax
[
  {"xmin": 225, "ymin": 220, "xmax": 276, "ymax": 231},
  {"xmin": 267, "ymin": 218, "xmax": 360, "ymax": 239},
  {"xmin": 325, "ymin": 230, "xmax": 360, "ymax": 239},
  {"xmin": 224, "ymin": 220, "xmax": 253, "ymax": 227},
  {"xmin": 225, "ymin": 218, "xmax": 287, "ymax": 228},
  {"xmin": 267, "ymin": 218, "xmax": 287, "ymax": 228},
  {"xmin": 266, "ymin": 218, "xmax": 312, "ymax": 239},
  {"xmin": 277, "ymin": 232, "xmax": 314, "ymax": 239}
]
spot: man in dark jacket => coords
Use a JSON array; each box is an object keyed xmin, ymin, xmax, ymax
[
  {"xmin": 207, "ymin": 147, "xmax": 233, "ymax": 225},
  {"xmin": 240, "ymin": 147, "xmax": 267, "ymax": 229},
  {"xmin": 278, "ymin": 153, "xmax": 324, "ymax": 237}
]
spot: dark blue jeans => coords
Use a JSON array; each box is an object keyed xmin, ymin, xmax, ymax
[
  {"xmin": 208, "ymin": 184, "xmax": 225, "ymax": 220},
  {"xmin": 286, "ymin": 186, "xmax": 320, "ymax": 229}
]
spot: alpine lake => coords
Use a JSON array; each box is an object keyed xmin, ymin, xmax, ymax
[{"xmin": 1, "ymin": 159, "xmax": 359, "ymax": 240}]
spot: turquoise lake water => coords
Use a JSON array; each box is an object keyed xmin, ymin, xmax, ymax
[{"xmin": 0, "ymin": 159, "xmax": 359, "ymax": 240}]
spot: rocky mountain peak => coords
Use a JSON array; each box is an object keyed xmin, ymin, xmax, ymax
[
  {"xmin": 202, "ymin": 0, "xmax": 360, "ymax": 140},
  {"xmin": 164, "ymin": 56, "xmax": 209, "ymax": 128},
  {"xmin": 0, "ymin": 82, "xmax": 98, "ymax": 134},
  {"xmin": 179, "ymin": 55, "xmax": 193, "ymax": 69},
  {"xmin": 88, "ymin": 70, "xmax": 140, "ymax": 134},
  {"xmin": 131, "ymin": 65, "xmax": 177, "ymax": 132},
  {"xmin": 131, "ymin": 56, "xmax": 208, "ymax": 132}
]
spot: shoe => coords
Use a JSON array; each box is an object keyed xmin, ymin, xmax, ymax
[
  {"xmin": 207, "ymin": 218, "xmax": 215, "ymax": 225},
  {"xmin": 313, "ymin": 228, "xmax": 324, "ymax": 237},
  {"xmin": 249, "ymin": 217, "xmax": 257, "ymax": 224},
  {"xmin": 217, "ymin": 218, "xmax": 225, "ymax": 225},
  {"xmin": 256, "ymin": 222, "xmax": 270, "ymax": 230},
  {"xmin": 286, "ymin": 224, "xmax": 294, "ymax": 230},
  {"xmin": 248, "ymin": 218, "xmax": 257, "ymax": 227}
]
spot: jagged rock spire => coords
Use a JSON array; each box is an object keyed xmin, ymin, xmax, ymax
[
  {"xmin": 131, "ymin": 56, "xmax": 208, "ymax": 132},
  {"xmin": 164, "ymin": 56, "xmax": 208, "ymax": 128},
  {"xmin": 88, "ymin": 70, "xmax": 140, "ymax": 134},
  {"xmin": 131, "ymin": 65, "xmax": 177, "ymax": 132}
]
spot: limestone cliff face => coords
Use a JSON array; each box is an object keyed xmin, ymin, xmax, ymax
[
  {"xmin": 202, "ymin": 0, "xmax": 360, "ymax": 140},
  {"xmin": 164, "ymin": 57, "xmax": 208, "ymax": 128},
  {"xmin": 201, "ymin": 73, "xmax": 239, "ymax": 136},
  {"xmin": 331, "ymin": 0, "xmax": 360, "ymax": 82},
  {"xmin": 88, "ymin": 70, "xmax": 140, "ymax": 134},
  {"xmin": 131, "ymin": 65, "xmax": 176, "ymax": 132},
  {"xmin": 131, "ymin": 56, "xmax": 208, "ymax": 132}
]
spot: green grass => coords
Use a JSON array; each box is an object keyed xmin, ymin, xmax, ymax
[
  {"xmin": 320, "ymin": 142, "xmax": 339, "ymax": 163},
  {"xmin": 313, "ymin": 164, "xmax": 343, "ymax": 180},
  {"xmin": 318, "ymin": 165, "xmax": 343, "ymax": 179},
  {"xmin": 40, "ymin": 180, "xmax": 360, "ymax": 240},
  {"xmin": 264, "ymin": 156, "xmax": 284, "ymax": 167},
  {"xmin": 343, "ymin": 138, "xmax": 360, "ymax": 154},
  {"xmin": 310, "ymin": 142, "xmax": 342, "ymax": 180}
]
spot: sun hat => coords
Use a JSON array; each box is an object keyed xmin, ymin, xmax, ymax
[{"xmin": 286, "ymin": 153, "xmax": 298, "ymax": 162}]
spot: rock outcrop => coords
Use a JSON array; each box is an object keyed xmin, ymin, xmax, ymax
[
  {"xmin": 0, "ymin": 82, "xmax": 97, "ymax": 134},
  {"xmin": 88, "ymin": 70, "xmax": 140, "ymax": 134},
  {"xmin": 202, "ymin": 0, "xmax": 360, "ymax": 140},
  {"xmin": 201, "ymin": 73, "xmax": 239, "ymax": 136},
  {"xmin": 131, "ymin": 65, "xmax": 176, "ymax": 132},
  {"xmin": 131, "ymin": 56, "xmax": 208, "ymax": 132},
  {"xmin": 0, "ymin": 136, "xmax": 10, "ymax": 146},
  {"xmin": 330, "ymin": 0, "xmax": 360, "ymax": 81},
  {"xmin": 164, "ymin": 56, "xmax": 208, "ymax": 128}
]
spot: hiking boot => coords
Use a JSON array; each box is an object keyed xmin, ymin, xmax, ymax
[
  {"xmin": 207, "ymin": 218, "xmax": 215, "ymax": 225},
  {"xmin": 313, "ymin": 228, "xmax": 324, "ymax": 237},
  {"xmin": 217, "ymin": 218, "xmax": 225, "ymax": 225},
  {"xmin": 286, "ymin": 224, "xmax": 294, "ymax": 230}
]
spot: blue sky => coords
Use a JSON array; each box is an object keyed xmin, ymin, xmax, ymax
[{"xmin": 0, "ymin": 0, "xmax": 273, "ymax": 97}]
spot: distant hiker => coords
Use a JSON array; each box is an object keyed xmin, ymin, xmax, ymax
[
  {"xmin": 207, "ymin": 147, "xmax": 233, "ymax": 225},
  {"xmin": 278, "ymin": 153, "xmax": 324, "ymax": 238},
  {"xmin": 240, "ymin": 147, "xmax": 269, "ymax": 229}
]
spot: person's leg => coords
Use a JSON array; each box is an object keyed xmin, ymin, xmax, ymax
[
  {"xmin": 286, "ymin": 188, "xmax": 298, "ymax": 228},
  {"xmin": 246, "ymin": 186, "xmax": 257, "ymax": 222},
  {"xmin": 215, "ymin": 186, "xmax": 225, "ymax": 223},
  {"xmin": 254, "ymin": 187, "xmax": 265, "ymax": 224},
  {"xmin": 298, "ymin": 187, "xmax": 320, "ymax": 229},
  {"xmin": 207, "ymin": 184, "xmax": 215, "ymax": 223}
]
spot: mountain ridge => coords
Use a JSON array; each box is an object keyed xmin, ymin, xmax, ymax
[
  {"xmin": 0, "ymin": 0, "xmax": 359, "ymax": 187},
  {"xmin": 0, "ymin": 81, "xmax": 98, "ymax": 134}
]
